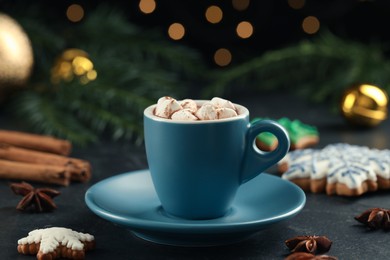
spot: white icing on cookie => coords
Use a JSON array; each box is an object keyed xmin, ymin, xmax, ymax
[
  {"xmin": 325, "ymin": 153, "xmax": 377, "ymax": 188},
  {"xmin": 18, "ymin": 227, "xmax": 94, "ymax": 254},
  {"xmin": 368, "ymin": 149, "xmax": 390, "ymax": 179},
  {"xmin": 281, "ymin": 143, "xmax": 390, "ymax": 189},
  {"xmin": 281, "ymin": 149, "xmax": 329, "ymax": 181}
]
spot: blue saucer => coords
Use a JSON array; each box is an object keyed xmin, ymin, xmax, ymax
[{"xmin": 85, "ymin": 169, "xmax": 306, "ymax": 246}]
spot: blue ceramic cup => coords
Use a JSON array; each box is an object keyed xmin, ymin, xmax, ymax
[{"xmin": 144, "ymin": 101, "xmax": 290, "ymax": 219}]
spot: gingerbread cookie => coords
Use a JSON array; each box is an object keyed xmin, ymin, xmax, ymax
[
  {"xmin": 278, "ymin": 143, "xmax": 390, "ymax": 196},
  {"xmin": 252, "ymin": 117, "xmax": 319, "ymax": 151},
  {"xmin": 17, "ymin": 227, "xmax": 95, "ymax": 260}
]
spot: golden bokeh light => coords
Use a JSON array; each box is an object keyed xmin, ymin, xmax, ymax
[
  {"xmin": 287, "ymin": 0, "xmax": 305, "ymax": 10},
  {"xmin": 214, "ymin": 48, "xmax": 232, "ymax": 67},
  {"xmin": 302, "ymin": 16, "xmax": 320, "ymax": 34},
  {"xmin": 168, "ymin": 23, "xmax": 185, "ymax": 40},
  {"xmin": 86, "ymin": 70, "xmax": 98, "ymax": 81},
  {"xmin": 139, "ymin": 0, "xmax": 156, "ymax": 14},
  {"xmin": 66, "ymin": 4, "xmax": 84, "ymax": 23},
  {"xmin": 72, "ymin": 56, "xmax": 93, "ymax": 76},
  {"xmin": 205, "ymin": 5, "xmax": 223, "ymax": 24},
  {"xmin": 51, "ymin": 49, "xmax": 97, "ymax": 85},
  {"xmin": 232, "ymin": 0, "xmax": 250, "ymax": 11},
  {"xmin": 236, "ymin": 21, "xmax": 253, "ymax": 39}
]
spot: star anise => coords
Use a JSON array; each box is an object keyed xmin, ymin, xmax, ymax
[
  {"xmin": 285, "ymin": 252, "xmax": 338, "ymax": 260},
  {"xmin": 355, "ymin": 208, "xmax": 390, "ymax": 230},
  {"xmin": 285, "ymin": 236, "xmax": 332, "ymax": 254},
  {"xmin": 10, "ymin": 181, "xmax": 60, "ymax": 212}
]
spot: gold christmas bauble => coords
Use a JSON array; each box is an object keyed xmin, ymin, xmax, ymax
[
  {"xmin": 0, "ymin": 13, "xmax": 33, "ymax": 88},
  {"xmin": 51, "ymin": 48, "xmax": 97, "ymax": 85},
  {"xmin": 340, "ymin": 84, "xmax": 388, "ymax": 127}
]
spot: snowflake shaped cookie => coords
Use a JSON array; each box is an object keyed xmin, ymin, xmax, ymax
[
  {"xmin": 278, "ymin": 143, "xmax": 390, "ymax": 196},
  {"xmin": 17, "ymin": 227, "xmax": 95, "ymax": 260}
]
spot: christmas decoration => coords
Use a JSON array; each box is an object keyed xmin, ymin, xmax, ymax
[
  {"xmin": 0, "ymin": 13, "xmax": 33, "ymax": 89},
  {"xmin": 9, "ymin": 6, "xmax": 205, "ymax": 145},
  {"xmin": 340, "ymin": 84, "xmax": 388, "ymax": 127},
  {"xmin": 51, "ymin": 49, "xmax": 97, "ymax": 85}
]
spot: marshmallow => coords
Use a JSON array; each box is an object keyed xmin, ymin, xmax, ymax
[
  {"xmin": 216, "ymin": 108, "xmax": 238, "ymax": 119},
  {"xmin": 180, "ymin": 99, "xmax": 198, "ymax": 113},
  {"xmin": 195, "ymin": 103, "xmax": 218, "ymax": 120},
  {"xmin": 153, "ymin": 96, "xmax": 239, "ymax": 121},
  {"xmin": 171, "ymin": 109, "xmax": 198, "ymax": 121},
  {"xmin": 210, "ymin": 97, "xmax": 236, "ymax": 111},
  {"xmin": 155, "ymin": 96, "xmax": 182, "ymax": 118}
]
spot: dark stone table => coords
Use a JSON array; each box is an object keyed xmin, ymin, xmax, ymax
[{"xmin": 1, "ymin": 93, "xmax": 389, "ymax": 259}]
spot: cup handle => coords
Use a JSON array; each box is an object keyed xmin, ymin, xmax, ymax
[{"xmin": 240, "ymin": 119, "xmax": 290, "ymax": 184}]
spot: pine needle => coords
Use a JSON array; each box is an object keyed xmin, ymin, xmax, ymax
[{"xmin": 203, "ymin": 31, "xmax": 390, "ymax": 107}]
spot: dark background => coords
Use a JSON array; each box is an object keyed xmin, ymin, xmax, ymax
[{"xmin": 2, "ymin": 0, "xmax": 390, "ymax": 66}]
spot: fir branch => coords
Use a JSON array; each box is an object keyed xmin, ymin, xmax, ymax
[
  {"xmin": 204, "ymin": 32, "xmax": 390, "ymax": 105},
  {"xmin": 74, "ymin": 5, "xmax": 204, "ymax": 79},
  {"xmin": 13, "ymin": 92, "xmax": 97, "ymax": 145},
  {"xmin": 10, "ymin": 5, "xmax": 206, "ymax": 145}
]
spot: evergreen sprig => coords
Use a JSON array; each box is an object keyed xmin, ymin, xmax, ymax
[
  {"xmin": 8, "ymin": 4, "xmax": 390, "ymax": 146},
  {"xmin": 204, "ymin": 32, "xmax": 390, "ymax": 106},
  {"xmin": 11, "ymin": 6, "xmax": 205, "ymax": 145}
]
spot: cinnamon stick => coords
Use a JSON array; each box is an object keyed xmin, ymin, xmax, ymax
[
  {"xmin": 0, "ymin": 144, "xmax": 91, "ymax": 182},
  {"xmin": 0, "ymin": 130, "xmax": 71, "ymax": 156},
  {"xmin": 0, "ymin": 159, "xmax": 70, "ymax": 186}
]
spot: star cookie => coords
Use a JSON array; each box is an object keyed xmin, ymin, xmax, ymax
[
  {"xmin": 17, "ymin": 227, "xmax": 95, "ymax": 260},
  {"xmin": 278, "ymin": 143, "xmax": 390, "ymax": 196}
]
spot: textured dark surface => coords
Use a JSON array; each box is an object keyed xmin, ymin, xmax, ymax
[{"xmin": 1, "ymin": 93, "xmax": 389, "ymax": 260}]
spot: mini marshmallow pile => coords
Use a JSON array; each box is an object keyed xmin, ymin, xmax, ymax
[{"xmin": 154, "ymin": 96, "xmax": 238, "ymax": 121}]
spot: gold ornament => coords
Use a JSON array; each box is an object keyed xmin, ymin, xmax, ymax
[
  {"xmin": 51, "ymin": 49, "xmax": 97, "ymax": 85},
  {"xmin": 0, "ymin": 13, "xmax": 34, "ymax": 88},
  {"xmin": 340, "ymin": 84, "xmax": 388, "ymax": 127}
]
